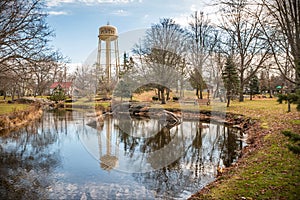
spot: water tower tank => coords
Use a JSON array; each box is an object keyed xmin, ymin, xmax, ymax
[
  {"xmin": 98, "ymin": 25, "xmax": 118, "ymax": 41},
  {"xmin": 97, "ymin": 23, "xmax": 120, "ymax": 85}
]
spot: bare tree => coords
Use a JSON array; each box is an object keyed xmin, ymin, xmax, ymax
[
  {"xmin": 0, "ymin": 0, "xmax": 53, "ymax": 72},
  {"xmin": 188, "ymin": 11, "xmax": 219, "ymax": 99},
  {"xmin": 260, "ymin": 0, "xmax": 300, "ymax": 90},
  {"xmin": 132, "ymin": 18, "xmax": 189, "ymax": 104},
  {"xmin": 73, "ymin": 65, "xmax": 98, "ymax": 100},
  {"xmin": 0, "ymin": 0, "xmax": 65, "ymax": 98},
  {"xmin": 218, "ymin": 0, "xmax": 271, "ymax": 101},
  {"xmin": 31, "ymin": 51, "xmax": 67, "ymax": 96}
]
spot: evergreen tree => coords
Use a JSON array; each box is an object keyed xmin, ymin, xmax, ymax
[
  {"xmin": 222, "ymin": 56, "xmax": 239, "ymax": 107},
  {"xmin": 249, "ymin": 74, "xmax": 259, "ymax": 100},
  {"xmin": 113, "ymin": 79, "xmax": 132, "ymax": 101},
  {"xmin": 50, "ymin": 85, "xmax": 66, "ymax": 102}
]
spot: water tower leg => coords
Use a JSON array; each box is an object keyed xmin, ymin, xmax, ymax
[
  {"xmin": 114, "ymin": 40, "xmax": 120, "ymax": 80},
  {"xmin": 106, "ymin": 40, "xmax": 111, "ymax": 83}
]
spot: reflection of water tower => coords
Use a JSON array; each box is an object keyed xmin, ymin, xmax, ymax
[
  {"xmin": 97, "ymin": 23, "xmax": 120, "ymax": 83},
  {"xmin": 98, "ymin": 117, "xmax": 119, "ymax": 171}
]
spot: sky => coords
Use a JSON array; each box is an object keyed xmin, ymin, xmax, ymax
[{"xmin": 45, "ymin": 0, "xmax": 217, "ymax": 68}]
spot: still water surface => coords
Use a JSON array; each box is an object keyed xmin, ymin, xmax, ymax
[{"xmin": 0, "ymin": 110, "xmax": 245, "ymax": 199}]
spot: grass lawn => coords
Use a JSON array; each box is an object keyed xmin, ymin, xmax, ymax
[
  {"xmin": 0, "ymin": 96, "xmax": 12, "ymax": 101},
  {"xmin": 189, "ymin": 98, "xmax": 300, "ymax": 199},
  {"xmin": 0, "ymin": 103, "xmax": 29, "ymax": 115},
  {"xmin": 64, "ymin": 97, "xmax": 111, "ymax": 110}
]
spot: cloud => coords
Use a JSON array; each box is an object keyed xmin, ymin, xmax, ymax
[
  {"xmin": 46, "ymin": 0, "xmax": 75, "ymax": 7},
  {"xmin": 173, "ymin": 14, "xmax": 190, "ymax": 27},
  {"xmin": 48, "ymin": 11, "xmax": 69, "ymax": 15},
  {"xmin": 111, "ymin": 9, "xmax": 130, "ymax": 16},
  {"xmin": 46, "ymin": 0, "xmax": 139, "ymax": 7},
  {"xmin": 66, "ymin": 63, "xmax": 82, "ymax": 73}
]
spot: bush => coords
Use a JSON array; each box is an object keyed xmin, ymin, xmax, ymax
[
  {"xmin": 50, "ymin": 86, "xmax": 66, "ymax": 101},
  {"xmin": 173, "ymin": 96, "xmax": 179, "ymax": 101},
  {"xmin": 152, "ymin": 96, "xmax": 159, "ymax": 101},
  {"xmin": 282, "ymin": 130, "xmax": 300, "ymax": 154},
  {"xmin": 277, "ymin": 93, "xmax": 298, "ymax": 104},
  {"xmin": 277, "ymin": 92, "xmax": 300, "ymax": 112}
]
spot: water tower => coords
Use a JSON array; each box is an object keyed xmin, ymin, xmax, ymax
[{"xmin": 97, "ymin": 23, "xmax": 120, "ymax": 83}]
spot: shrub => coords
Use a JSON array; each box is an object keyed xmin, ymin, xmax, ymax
[
  {"xmin": 50, "ymin": 86, "xmax": 66, "ymax": 102},
  {"xmin": 282, "ymin": 130, "xmax": 300, "ymax": 154},
  {"xmin": 152, "ymin": 96, "xmax": 159, "ymax": 101},
  {"xmin": 173, "ymin": 96, "xmax": 179, "ymax": 101}
]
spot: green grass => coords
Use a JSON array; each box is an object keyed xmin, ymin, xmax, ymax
[
  {"xmin": 0, "ymin": 103, "xmax": 29, "ymax": 115},
  {"xmin": 190, "ymin": 98, "xmax": 300, "ymax": 200},
  {"xmin": 0, "ymin": 96, "xmax": 12, "ymax": 101},
  {"xmin": 199, "ymin": 133, "xmax": 300, "ymax": 199},
  {"xmin": 290, "ymin": 119, "xmax": 300, "ymax": 125},
  {"xmin": 64, "ymin": 97, "xmax": 111, "ymax": 110}
]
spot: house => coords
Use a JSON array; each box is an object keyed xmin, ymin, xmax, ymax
[{"xmin": 50, "ymin": 82, "xmax": 73, "ymax": 96}]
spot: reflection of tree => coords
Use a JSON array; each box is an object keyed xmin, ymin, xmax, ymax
[
  {"xmin": 47, "ymin": 109, "xmax": 75, "ymax": 135},
  {"xmin": 189, "ymin": 122, "xmax": 204, "ymax": 178},
  {"xmin": 118, "ymin": 127, "xmax": 139, "ymax": 158},
  {"xmin": 98, "ymin": 116, "xmax": 245, "ymax": 198},
  {"xmin": 0, "ymin": 112, "xmax": 61, "ymax": 199},
  {"xmin": 114, "ymin": 115, "xmax": 140, "ymax": 158},
  {"xmin": 130, "ymin": 121, "xmax": 244, "ymax": 198},
  {"xmin": 141, "ymin": 126, "xmax": 171, "ymax": 153},
  {"xmin": 221, "ymin": 126, "xmax": 241, "ymax": 167}
]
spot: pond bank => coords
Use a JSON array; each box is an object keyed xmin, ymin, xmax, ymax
[
  {"xmin": 114, "ymin": 103, "xmax": 254, "ymax": 129},
  {"xmin": 112, "ymin": 101, "xmax": 300, "ymax": 199},
  {"xmin": 189, "ymin": 99, "xmax": 300, "ymax": 199},
  {"xmin": 0, "ymin": 104, "xmax": 42, "ymax": 135}
]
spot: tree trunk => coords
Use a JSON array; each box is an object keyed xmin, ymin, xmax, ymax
[
  {"xmin": 239, "ymin": 75, "xmax": 244, "ymax": 102},
  {"xmin": 287, "ymin": 100, "xmax": 291, "ymax": 112},
  {"xmin": 239, "ymin": 92, "xmax": 244, "ymax": 102},
  {"xmin": 239, "ymin": 84, "xmax": 244, "ymax": 102},
  {"xmin": 11, "ymin": 90, "xmax": 15, "ymax": 101},
  {"xmin": 180, "ymin": 80, "xmax": 184, "ymax": 98},
  {"xmin": 227, "ymin": 92, "xmax": 231, "ymax": 107},
  {"xmin": 161, "ymin": 88, "xmax": 166, "ymax": 104},
  {"xmin": 250, "ymin": 91, "xmax": 253, "ymax": 100},
  {"xmin": 213, "ymin": 83, "xmax": 220, "ymax": 99},
  {"xmin": 199, "ymin": 84, "xmax": 203, "ymax": 99},
  {"xmin": 158, "ymin": 89, "xmax": 161, "ymax": 100},
  {"xmin": 296, "ymin": 60, "xmax": 300, "ymax": 90}
]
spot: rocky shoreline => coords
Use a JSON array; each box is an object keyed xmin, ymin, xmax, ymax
[{"xmin": 112, "ymin": 102, "xmax": 255, "ymax": 130}]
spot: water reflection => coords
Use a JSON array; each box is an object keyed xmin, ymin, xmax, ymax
[
  {"xmin": 99, "ymin": 117, "xmax": 119, "ymax": 171},
  {"xmin": 0, "ymin": 112, "xmax": 63, "ymax": 199},
  {"xmin": 0, "ymin": 111, "xmax": 245, "ymax": 199}
]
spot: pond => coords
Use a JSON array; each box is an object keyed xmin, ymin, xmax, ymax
[{"xmin": 0, "ymin": 110, "xmax": 246, "ymax": 199}]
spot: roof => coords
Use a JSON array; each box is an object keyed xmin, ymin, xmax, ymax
[{"xmin": 50, "ymin": 82, "xmax": 72, "ymax": 89}]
